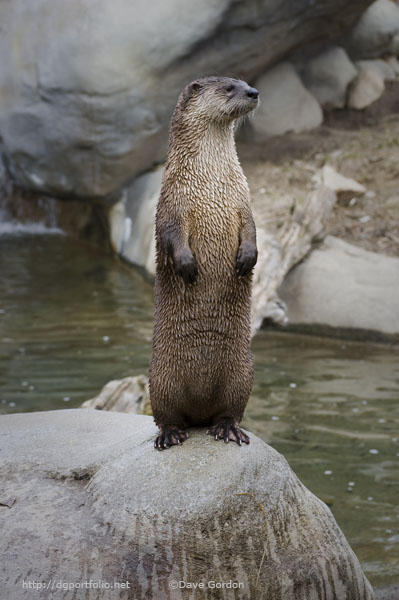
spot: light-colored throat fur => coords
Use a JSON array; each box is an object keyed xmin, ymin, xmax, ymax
[{"xmin": 166, "ymin": 119, "xmax": 248, "ymax": 199}]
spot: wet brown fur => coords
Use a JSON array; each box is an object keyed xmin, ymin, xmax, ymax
[{"xmin": 149, "ymin": 77, "xmax": 258, "ymax": 447}]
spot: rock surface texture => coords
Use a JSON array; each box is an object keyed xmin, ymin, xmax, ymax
[
  {"xmin": 279, "ymin": 236, "xmax": 399, "ymax": 340},
  {"xmin": 0, "ymin": 410, "xmax": 374, "ymax": 600},
  {"xmin": 0, "ymin": 0, "xmax": 373, "ymax": 200},
  {"xmin": 374, "ymin": 585, "xmax": 399, "ymax": 600}
]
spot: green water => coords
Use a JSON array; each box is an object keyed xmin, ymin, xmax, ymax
[
  {"xmin": 0, "ymin": 235, "xmax": 154, "ymax": 410},
  {"xmin": 0, "ymin": 233, "xmax": 398, "ymax": 587},
  {"xmin": 246, "ymin": 333, "xmax": 399, "ymax": 587}
]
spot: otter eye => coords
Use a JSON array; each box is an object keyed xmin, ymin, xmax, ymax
[{"xmin": 225, "ymin": 84, "xmax": 234, "ymax": 92}]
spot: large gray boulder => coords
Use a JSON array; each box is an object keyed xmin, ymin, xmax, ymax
[
  {"xmin": 0, "ymin": 0, "xmax": 373, "ymax": 200},
  {"xmin": 279, "ymin": 236, "xmax": 399, "ymax": 340},
  {"xmin": 344, "ymin": 0, "xmax": 399, "ymax": 59},
  {"xmin": 301, "ymin": 47, "xmax": 358, "ymax": 109},
  {"xmin": 253, "ymin": 62, "xmax": 323, "ymax": 137},
  {"xmin": 0, "ymin": 410, "xmax": 374, "ymax": 599}
]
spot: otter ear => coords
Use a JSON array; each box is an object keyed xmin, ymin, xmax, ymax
[{"xmin": 190, "ymin": 81, "xmax": 202, "ymax": 93}]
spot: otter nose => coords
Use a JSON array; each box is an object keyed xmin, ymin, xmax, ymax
[{"xmin": 246, "ymin": 87, "xmax": 259, "ymax": 100}]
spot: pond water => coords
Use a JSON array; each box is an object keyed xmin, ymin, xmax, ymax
[{"xmin": 0, "ymin": 232, "xmax": 398, "ymax": 588}]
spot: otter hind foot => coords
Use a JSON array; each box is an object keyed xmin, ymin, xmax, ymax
[
  {"xmin": 206, "ymin": 422, "xmax": 250, "ymax": 446},
  {"xmin": 154, "ymin": 426, "xmax": 189, "ymax": 451}
]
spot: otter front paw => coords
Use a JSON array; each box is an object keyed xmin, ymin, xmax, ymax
[
  {"xmin": 207, "ymin": 422, "xmax": 250, "ymax": 446},
  {"xmin": 173, "ymin": 248, "xmax": 198, "ymax": 284},
  {"xmin": 236, "ymin": 242, "xmax": 257, "ymax": 277},
  {"xmin": 155, "ymin": 426, "xmax": 189, "ymax": 450}
]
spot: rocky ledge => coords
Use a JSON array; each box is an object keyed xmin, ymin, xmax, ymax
[
  {"xmin": 0, "ymin": 409, "xmax": 374, "ymax": 599},
  {"xmin": 279, "ymin": 236, "xmax": 399, "ymax": 342}
]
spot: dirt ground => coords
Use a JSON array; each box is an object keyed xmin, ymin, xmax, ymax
[{"xmin": 238, "ymin": 81, "xmax": 399, "ymax": 257}]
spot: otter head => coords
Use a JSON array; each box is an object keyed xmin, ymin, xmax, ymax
[{"xmin": 174, "ymin": 76, "xmax": 259, "ymax": 128}]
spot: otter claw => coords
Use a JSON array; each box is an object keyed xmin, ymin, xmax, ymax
[
  {"xmin": 155, "ymin": 427, "xmax": 188, "ymax": 451},
  {"xmin": 236, "ymin": 242, "xmax": 257, "ymax": 277},
  {"xmin": 173, "ymin": 249, "xmax": 198, "ymax": 284},
  {"xmin": 207, "ymin": 423, "xmax": 249, "ymax": 446}
]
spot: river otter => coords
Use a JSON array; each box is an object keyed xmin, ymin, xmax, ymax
[{"xmin": 149, "ymin": 76, "xmax": 258, "ymax": 450}]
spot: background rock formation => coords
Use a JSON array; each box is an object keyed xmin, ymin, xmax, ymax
[
  {"xmin": 0, "ymin": 0, "xmax": 374, "ymax": 200},
  {"xmin": 344, "ymin": 0, "xmax": 399, "ymax": 58}
]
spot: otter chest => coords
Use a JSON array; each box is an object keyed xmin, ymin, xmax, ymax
[{"xmin": 187, "ymin": 180, "xmax": 246, "ymax": 245}]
